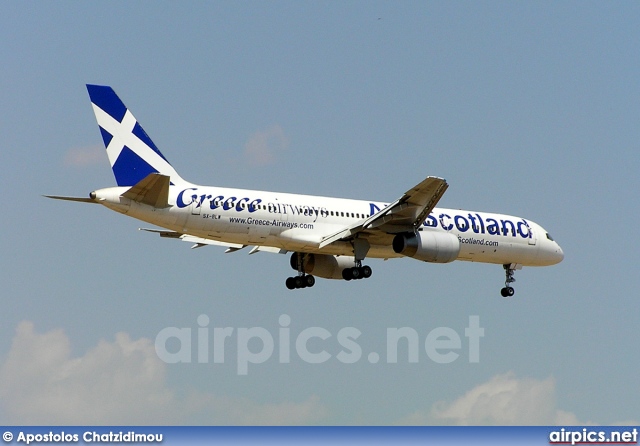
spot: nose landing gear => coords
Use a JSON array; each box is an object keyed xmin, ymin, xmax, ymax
[{"xmin": 500, "ymin": 263, "xmax": 521, "ymax": 297}]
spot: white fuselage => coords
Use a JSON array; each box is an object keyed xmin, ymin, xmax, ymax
[{"xmin": 93, "ymin": 183, "xmax": 564, "ymax": 268}]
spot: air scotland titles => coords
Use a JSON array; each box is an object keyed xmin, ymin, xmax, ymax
[{"xmin": 176, "ymin": 188, "xmax": 533, "ymax": 239}]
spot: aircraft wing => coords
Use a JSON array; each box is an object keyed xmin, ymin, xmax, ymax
[
  {"xmin": 319, "ymin": 176, "xmax": 448, "ymax": 248},
  {"xmin": 139, "ymin": 228, "xmax": 246, "ymax": 251},
  {"xmin": 140, "ymin": 228, "xmax": 291, "ymax": 254}
]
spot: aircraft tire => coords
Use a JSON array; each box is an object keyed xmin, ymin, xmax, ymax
[{"xmin": 305, "ymin": 275, "xmax": 316, "ymax": 287}]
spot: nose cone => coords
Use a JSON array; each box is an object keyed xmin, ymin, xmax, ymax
[
  {"xmin": 541, "ymin": 239, "xmax": 564, "ymax": 266},
  {"xmin": 552, "ymin": 243, "xmax": 564, "ymax": 264}
]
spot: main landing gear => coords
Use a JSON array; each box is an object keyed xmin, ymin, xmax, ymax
[
  {"xmin": 286, "ymin": 252, "xmax": 316, "ymax": 290},
  {"xmin": 286, "ymin": 274, "xmax": 315, "ymax": 290},
  {"xmin": 500, "ymin": 263, "xmax": 521, "ymax": 297},
  {"xmin": 342, "ymin": 261, "xmax": 372, "ymax": 281},
  {"xmin": 343, "ymin": 237, "xmax": 373, "ymax": 281}
]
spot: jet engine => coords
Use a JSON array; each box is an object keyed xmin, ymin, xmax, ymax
[
  {"xmin": 290, "ymin": 253, "xmax": 355, "ymax": 280},
  {"xmin": 392, "ymin": 231, "xmax": 460, "ymax": 263}
]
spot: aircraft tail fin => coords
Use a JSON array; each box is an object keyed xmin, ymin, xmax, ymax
[{"xmin": 86, "ymin": 84, "xmax": 188, "ymax": 187}]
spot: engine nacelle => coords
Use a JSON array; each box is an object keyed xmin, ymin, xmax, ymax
[
  {"xmin": 392, "ymin": 231, "xmax": 460, "ymax": 263},
  {"xmin": 290, "ymin": 253, "xmax": 354, "ymax": 280}
]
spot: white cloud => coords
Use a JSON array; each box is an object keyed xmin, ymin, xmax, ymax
[
  {"xmin": 0, "ymin": 321, "xmax": 327, "ymax": 425},
  {"xmin": 0, "ymin": 321, "xmax": 175, "ymax": 425},
  {"xmin": 243, "ymin": 125, "xmax": 289, "ymax": 167},
  {"xmin": 64, "ymin": 146, "xmax": 105, "ymax": 167},
  {"xmin": 397, "ymin": 372, "xmax": 597, "ymax": 426}
]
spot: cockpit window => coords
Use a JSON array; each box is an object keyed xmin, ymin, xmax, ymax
[{"xmin": 546, "ymin": 233, "xmax": 554, "ymax": 241}]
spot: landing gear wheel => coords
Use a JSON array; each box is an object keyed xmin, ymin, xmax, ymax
[
  {"xmin": 362, "ymin": 265, "xmax": 372, "ymax": 278},
  {"xmin": 351, "ymin": 267, "xmax": 361, "ymax": 280},
  {"xmin": 342, "ymin": 268, "xmax": 353, "ymax": 281},
  {"xmin": 305, "ymin": 275, "xmax": 316, "ymax": 287},
  {"xmin": 501, "ymin": 264, "xmax": 518, "ymax": 297},
  {"xmin": 286, "ymin": 252, "xmax": 316, "ymax": 290},
  {"xmin": 501, "ymin": 286, "xmax": 515, "ymax": 297}
]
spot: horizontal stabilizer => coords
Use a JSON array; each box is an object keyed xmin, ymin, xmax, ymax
[
  {"xmin": 44, "ymin": 195, "xmax": 97, "ymax": 204},
  {"xmin": 122, "ymin": 173, "xmax": 170, "ymax": 208}
]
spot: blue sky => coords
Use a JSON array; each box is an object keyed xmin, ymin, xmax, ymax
[{"xmin": 1, "ymin": 1, "xmax": 638, "ymax": 425}]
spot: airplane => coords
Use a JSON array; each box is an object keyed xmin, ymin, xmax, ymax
[{"xmin": 47, "ymin": 85, "xmax": 564, "ymax": 296}]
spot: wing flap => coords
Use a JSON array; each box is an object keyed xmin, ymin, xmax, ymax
[
  {"xmin": 139, "ymin": 228, "xmax": 245, "ymax": 250},
  {"xmin": 249, "ymin": 246, "xmax": 289, "ymax": 255}
]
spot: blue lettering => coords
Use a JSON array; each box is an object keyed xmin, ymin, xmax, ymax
[
  {"xmin": 517, "ymin": 220, "xmax": 531, "ymax": 239},
  {"xmin": 236, "ymin": 197, "xmax": 250, "ymax": 212},
  {"xmin": 223, "ymin": 197, "xmax": 237, "ymax": 211},
  {"xmin": 424, "ymin": 214, "xmax": 438, "ymax": 227},
  {"xmin": 455, "ymin": 215, "xmax": 470, "ymax": 232},
  {"xmin": 440, "ymin": 214, "xmax": 453, "ymax": 231},
  {"xmin": 310, "ymin": 206, "xmax": 320, "ymax": 221},
  {"xmin": 369, "ymin": 203, "xmax": 381, "ymax": 216},
  {"xmin": 467, "ymin": 214, "xmax": 479, "ymax": 233},
  {"xmin": 248, "ymin": 198, "xmax": 262, "ymax": 213},
  {"xmin": 176, "ymin": 188, "xmax": 198, "ymax": 208},
  {"xmin": 500, "ymin": 219, "xmax": 516, "ymax": 237},
  {"xmin": 197, "ymin": 194, "xmax": 212, "ymax": 209},
  {"xmin": 486, "ymin": 218, "xmax": 500, "ymax": 235},
  {"xmin": 475, "ymin": 213, "xmax": 485, "ymax": 234},
  {"xmin": 209, "ymin": 195, "xmax": 224, "ymax": 210}
]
